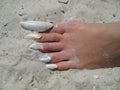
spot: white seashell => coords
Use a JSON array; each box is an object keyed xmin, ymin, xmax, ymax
[
  {"xmin": 24, "ymin": 33, "xmax": 41, "ymax": 39},
  {"xmin": 29, "ymin": 42, "xmax": 43, "ymax": 50},
  {"xmin": 39, "ymin": 54, "xmax": 51, "ymax": 63},
  {"xmin": 46, "ymin": 64, "xmax": 58, "ymax": 69},
  {"xmin": 20, "ymin": 21, "xmax": 53, "ymax": 32}
]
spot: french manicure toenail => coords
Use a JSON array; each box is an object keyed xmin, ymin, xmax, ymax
[
  {"xmin": 29, "ymin": 42, "xmax": 43, "ymax": 50},
  {"xmin": 39, "ymin": 54, "xmax": 51, "ymax": 63},
  {"xmin": 25, "ymin": 33, "xmax": 41, "ymax": 39},
  {"xmin": 46, "ymin": 64, "xmax": 58, "ymax": 69},
  {"xmin": 20, "ymin": 21, "xmax": 53, "ymax": 32}
]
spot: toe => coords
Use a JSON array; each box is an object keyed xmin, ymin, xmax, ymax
[
  {"xmin": 50, "ymin": 23, "xmax": 66, "ymax": 34},
  {"xmin": 48, "ymin": 51, "xmax": 70, "ymax": 63},
  {"xmin": 39, "ymin": 51, "xmax": 70, "ymax": 63},
  {"xmin": 42, "ymin": 42, "xmax": 63, "ymax": 52},
  {"xmin": 35, "ymin": 33, "xmax": 62, "ymax": 42},
  {"xmin": 57, "ymin": 61, "xmax": 73, "ymax": 70},
  {"xmin": 30, "ymin": 42, "xmax": 63, "ymax": 52},
  {"xmin": 45, "ymin": 61, "xmax": 73, "ymax": 70}
]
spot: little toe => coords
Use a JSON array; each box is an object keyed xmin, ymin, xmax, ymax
[
  {"xmin": 57, "ymin": 61, "xmax": 73, "ymax": 70},
  {"xmin": 46, "ymin": 61, "xmax": 73, "ymax": 70}
]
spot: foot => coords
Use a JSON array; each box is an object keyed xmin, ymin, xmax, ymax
[{"xmin": 24, "ymin": 21, "xmax": 120, "ymax": 70}]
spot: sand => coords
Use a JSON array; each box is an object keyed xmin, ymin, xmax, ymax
[{"xmin": 0, "ymin": 0, "xmax": 120, "ymax": 90}]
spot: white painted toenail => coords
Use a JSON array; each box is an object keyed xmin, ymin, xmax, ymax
[
  {"xmin": 39, "ymin": 54, "xmax": 51, "ymax": 63},
  {"xmin": 20, "ymin": 21, "xmax": 53, "ymax": 32},
  {"xmin": 46, "ymin": 64, "xmax": 58, "ymax": 69},
  {"xmin": 29, "ymin": 42, "xmax": 43, "ymax": 50},
  {"xmin": 25, "ymin": 33, "xmax": 41, "ymax": 39}
]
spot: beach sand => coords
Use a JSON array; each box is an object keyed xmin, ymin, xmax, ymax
[{"xmin": 0, "ymin": 0, "xmax": 120, "ymax": 90}]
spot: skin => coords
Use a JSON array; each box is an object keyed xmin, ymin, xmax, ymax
[{"xmin": 34, "ymin": 20, "xmax": 120, "ymax": 70}]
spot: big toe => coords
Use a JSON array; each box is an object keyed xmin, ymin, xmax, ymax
[{"xmin": 50, "ymin": 23, "xmax": 66, "ymax": 34}]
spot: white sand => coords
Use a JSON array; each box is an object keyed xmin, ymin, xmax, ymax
[{"xmin": 0, "ymin": 0, "xmax": 120, "ymax": 90}]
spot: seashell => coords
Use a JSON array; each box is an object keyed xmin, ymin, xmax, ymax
[
  {"xmin": 39, "ymin": 54, "xmax": 51, "ymax": 63},
  {"xmin": 20, "ymin": 21, "xmax": 53, "ymax": 32},
  {"xmin": 46, "ymin": 64, "xmax": 58, "ymax": 69},
  {"xmin": 24, "ymin": 33, "xmax": 41, "ymax": 39},
  {"xmin": 29, "ymin": 42, "xmax": 43, "ymax": 50}
]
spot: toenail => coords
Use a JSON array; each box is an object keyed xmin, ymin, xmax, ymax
[
  {"xmin": 29, "ymin": 42, "xmax": 43, "ymax": 50},
  {"xmin": 46, "ymin": 64, "xmax": 58, "ymax": 69},
  {"xmin": 39, "ymin": 54, "xmax": 51, "ymax": 63},
  {"xmin": 20, "ymin": 21, "xmax": 53, "ymax": 32},
  {"xmin": 25, "ymin": 33, "xmax": 41, "ymax": 39}
]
